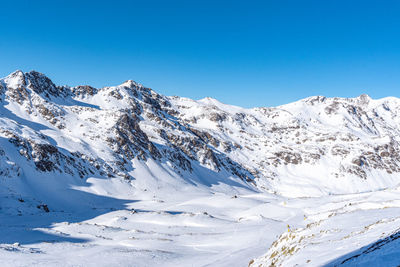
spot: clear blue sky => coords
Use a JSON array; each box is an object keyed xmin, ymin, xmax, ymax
[{"xmin": 1, "ymin": 0, "xmax": 399, "ymax": 107}]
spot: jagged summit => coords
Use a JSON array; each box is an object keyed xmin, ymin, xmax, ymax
[
  {"xmin": 197, "ymin": 96, "xmax": 244, "ymax": 112},
  {"xmin": 2, "ymin": 70, "xmax": 26, "ymax": 87},
  {"xmin": 119, "ymin": 79, "xmax": 143, "ymax": 89},
  {"xmin": 7, "ymin": 69, "xmax": 24, "ymax": 77},
  {"xmin": 1, "ymin": 70, "xmax": 64, "ymax": 100},
  {"xmin": 286, "ymin": 93, "xmax": 373, "ymax": 107},
  {"xmin": 0, "ymin": 70, "xmax": 382, "ymax": 110},
  {"xmin": 4, "ymin": 70, "xmax": 50, "ymax": 84}
]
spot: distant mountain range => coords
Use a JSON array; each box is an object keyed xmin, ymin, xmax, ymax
[
  {"xmin": 2, "ymin": 70, "xmax": 400, "ymax": 266},
  {"xmin": 1, "ymin": 70, "xmax": 400, "ymax": 197}
]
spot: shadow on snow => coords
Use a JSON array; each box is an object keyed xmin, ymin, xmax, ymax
[
  {"xmin": 323, "ymin": 230, "xmax": 400, "ymax": 266},
  {"xmin": 0, "ymin": 187, "xmax": 135, "ymax": 246}
]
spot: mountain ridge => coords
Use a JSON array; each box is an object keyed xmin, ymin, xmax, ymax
[{"xmin": 2, "ymin": 70, "xmax": 400, "ymax": 198}]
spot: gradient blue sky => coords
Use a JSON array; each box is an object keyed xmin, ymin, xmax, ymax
[{"xmin": 1, "ymin": 0, "xmax": 399, "ymax": 107}]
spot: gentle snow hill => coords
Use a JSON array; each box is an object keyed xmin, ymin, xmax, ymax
[{"xmin": 2, "ymin": 70, "xmax": 400, "ymax": 266}]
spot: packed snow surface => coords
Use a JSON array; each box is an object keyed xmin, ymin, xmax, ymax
[{"xmin": 1, "ymin": 71, "xmax": 400, "ymax": 266}]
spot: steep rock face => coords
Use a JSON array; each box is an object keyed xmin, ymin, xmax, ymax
[{"xmin": 1, "ymin": 70, "xmax": 400, "ymax": 197}]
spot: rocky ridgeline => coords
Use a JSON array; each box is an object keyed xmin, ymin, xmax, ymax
[
  {"xmin": 0, "ymin": 70, "xmax": 253, "ymax": 183},
  {"xmin": 1, "ymin": 70, "xmax": 400, "ymax": 194},
  {"xmin": 168, "ymin": 89, "xmax": 400, "ymax": 193}
]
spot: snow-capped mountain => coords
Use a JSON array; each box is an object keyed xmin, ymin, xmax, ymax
[
  {"xmin": 2, "ymin": 70, "xmax": 400, "ymax": 266},
  {"xmin": 0, "ymin": 70, "xmax": 253, "ymax": 187},
  {"xmin": 2, "ymin": 70, "xmax": 400, "ymax": 197}
]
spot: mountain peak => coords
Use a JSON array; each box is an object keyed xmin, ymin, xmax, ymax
[
  {"xmin": 24, "ymin": 70, "xmax": 60, "ymax": 97},
  {"xmin": 8, "ymin": 69, "xmax": 24, "ymax": 76},
  {"xmin": 120, "ymin": 79, "xmax": 143, "ymax": 89},
  {"xmin": 27, "ymin": 70, "xmax": 47, "ymax": 78},
  {"xmin": 358, "ymin": 93, "xmax": 371, "ymax": 99},
  {"xmin": 357, "ymin": 93, "xmax": 371, "ymax": 104},
  {"xmin": 198, "ymin": 96, "xmax": 219, "ymax": 103},
  {"xmin": 0, "ymin": 70, "xmax": 28, "ymax": 91}
]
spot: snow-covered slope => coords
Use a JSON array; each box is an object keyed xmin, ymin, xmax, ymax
[{"xmin": 1, "ymin": 70, "xmax": 400, "ymax": 266}]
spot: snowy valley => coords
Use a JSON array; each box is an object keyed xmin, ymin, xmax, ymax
[{"xmin": 1, "ymin": 70, "xmax": 400, "ymax": 266}]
